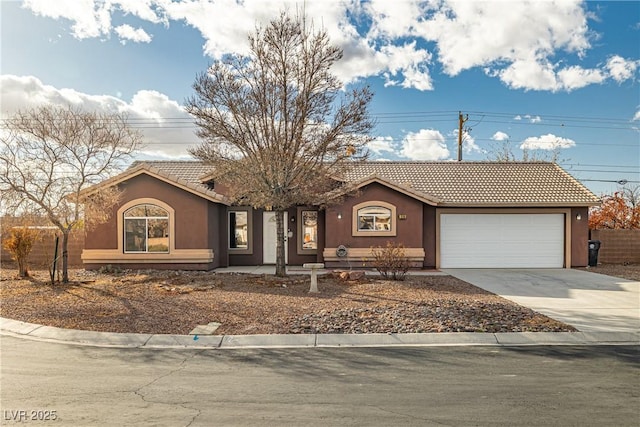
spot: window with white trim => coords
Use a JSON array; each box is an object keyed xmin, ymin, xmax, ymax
[
  {"xmin": 124, "ymin": 204, "xmax": 169, "ymax": 253},
  {"xmin": 352, "ymin": 201, "xmax": 397, "ymax": 236},
  {"xmin": 357, "ymin": 206, "xmax": 392, "ymax": 231}
]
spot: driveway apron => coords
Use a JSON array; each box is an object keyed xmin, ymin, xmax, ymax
[{"xmin": 443, "ymin": 269, "xmax": 640, "ymax": 332}]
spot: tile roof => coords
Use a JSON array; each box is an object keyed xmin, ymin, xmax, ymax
[
  {"xmin": 81, "ymin": 160, "xmax": 228, "ymax": 205},
  {"xmin": 341, "ymin": 161, "xmax": 600, "ymax": 206},
  {"xmin": 129, "ymin": 160, "xmax": 214, "ymax": 191},
  {"xmin": 89, "ymin": 160, "xmax": 598, "ymax": 207}
]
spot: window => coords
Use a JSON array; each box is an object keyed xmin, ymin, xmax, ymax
[
  {"xmin": 352, "ymin": 201, "xmax": 397, "ymax": 236},
  {"xmin": 358, "ymin": 206, "xmax": 391, "ymax": 231},
  {"xmin": 124, "ymin": 204, "xmax": 169, "ymax": 253},
  {"xmin": 301, "ymin": 210, "xmax": 318, "ymax": 250},
  {"xmin": 229, "ymin": 211, "xmax": 248, "ymax": 249}
]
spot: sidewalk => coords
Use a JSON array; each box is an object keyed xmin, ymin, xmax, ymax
[{"xmin": 2, "ymin": 317, "xmax": 638, "ymax": 349}]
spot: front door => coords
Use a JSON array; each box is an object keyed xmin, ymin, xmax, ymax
[{"xmin": 263, "ymin": 212, "xmax": 288, "ymax": 264}]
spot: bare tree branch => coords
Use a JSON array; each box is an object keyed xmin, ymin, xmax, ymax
[
  {"xmin": 0, "ymin": 105, "xmax": 142, "ymax": 282},
  {"xmin": 185, "ymin": 12, "xmax": 374, "ymax": 276}
]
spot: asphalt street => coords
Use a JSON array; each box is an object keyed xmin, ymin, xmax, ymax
[{"xmin": 1, "ymin": 336, "xmax": 638, "ymax": 426}]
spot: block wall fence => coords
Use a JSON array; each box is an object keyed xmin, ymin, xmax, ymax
[
  {"xmin": 1, "ymin": 229, "xmax": 85, "ymax": 268},
  {"xmin": 589, "ymin": 229, "xmax": 640, "ymax": 264}
]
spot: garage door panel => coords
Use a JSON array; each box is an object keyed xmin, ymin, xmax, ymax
[{"xmin": 440, "ymin": 213, "xmax": 564, "ymax": 268}]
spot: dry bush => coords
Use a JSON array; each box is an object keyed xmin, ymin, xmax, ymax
[
  {"xmin": 371, "ymin": 242, "xmax": 410, "ymax": 281},
  {"xmin": 3, "ymin": 226, "xmax": 39, "ymax": 277}
]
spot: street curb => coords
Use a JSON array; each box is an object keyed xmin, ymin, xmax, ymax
[{"xmin": 2, "ymin": 317, "xmax": 638, "ymax": 349}]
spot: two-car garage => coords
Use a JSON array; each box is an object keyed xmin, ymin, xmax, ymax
[{"xmin": 439, "ymin": 213, "xmax": 565, "ymax": 268}]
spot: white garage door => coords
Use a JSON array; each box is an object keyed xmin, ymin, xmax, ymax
[{"xmin": 440, "ymin": 214, "xmax": 564, "ymax": 268}]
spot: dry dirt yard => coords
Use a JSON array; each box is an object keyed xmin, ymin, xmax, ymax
[{"xmin": 3, "ymin": 264, "xmax": 634, "ymax": 336}]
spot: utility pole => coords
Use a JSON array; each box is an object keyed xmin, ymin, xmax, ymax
[{"xmin": 458, "ymin": 111, "xmax": 468, "ymax": 161}]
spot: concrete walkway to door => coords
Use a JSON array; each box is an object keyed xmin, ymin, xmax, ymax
[{"xmin": 443, "ymin": 269, "xmax": 640, "ymax": 333}]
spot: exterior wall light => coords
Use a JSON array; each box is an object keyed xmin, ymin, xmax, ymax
[
  {"xmin": 337, "ymin": 213, "xmax": 342, "ymax": 219},
  {"xmin": 576, "ymin": 213, "xmax": 582, "ymax": 220}
]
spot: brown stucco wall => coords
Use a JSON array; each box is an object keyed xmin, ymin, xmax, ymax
[
  {"xmin": 85, "ymin": 207, "xmax": 118, "ymax": 250},
  {"xmin": 228, "ymin": 208, "xmax": 263, "ymax": 266},
  {"xmin": 209, "ymin": 205, "xmax": 226, "ymax": 268},
  {"xmin": 590, "ymin": 229, "xmax": 640, "ymax": 264},
  {"xmin": 324, "ymin": 183, "xmax": 425, "ymax": 250},
  {"xmin": 571, "ymin": 207, "xmax": 589, "ymax": 267},
  {"xmin": 86, "ymin": 174, "xmax": 213, "ymax": 251},
  {"xmin": 422, "ymin": 205, "xmax": 437, "ymax": 268}
]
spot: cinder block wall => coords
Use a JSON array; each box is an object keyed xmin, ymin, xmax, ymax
[
  {"xmin": 1, "ymin": 229, "xmax": 85, "ymax": 268},
  {"xmin": 590, "ymin": 229, "xmax": 640, "ymax": 264}
]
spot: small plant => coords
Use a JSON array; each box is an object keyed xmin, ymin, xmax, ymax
[
  {"xmin": 3, "ymin": 226, "xmax": 39, "ymax": 278},
  {"xmin": 370, "ymin": 241, "xmax": 410, "ymax": 281},
  {"xmin": 99, "ymin": 264, "xmax": 122, "ymax": 274}
]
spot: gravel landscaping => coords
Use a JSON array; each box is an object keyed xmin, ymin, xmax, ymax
[
  {"xmin": 3, "ymin": 264, "xmax": 636, "ymax": 336},
  {"xmin": 0, "ymin": 266, "xmax": 589, "ymax": 335}
]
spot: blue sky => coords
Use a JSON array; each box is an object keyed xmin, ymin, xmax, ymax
[{"xmin": 1, "ymin": 0, "xmax": 638, "ymax": 196}]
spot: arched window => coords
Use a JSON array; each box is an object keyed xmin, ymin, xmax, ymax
[
  {"xmin": 352, "ymin": 201, "xmax": 397, "ymax": 236},
  {"xmin": 357, "ymin": 206, "xmax": 392, "ymax": 231},
  {"xmin": 124, "ymin": 204, "xmax": 169, "ymax": 253}
]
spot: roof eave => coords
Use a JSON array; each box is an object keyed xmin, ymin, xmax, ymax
[
  {"xmin": 439, "ymin": 201, "xmax": 600, "ymax": 208},
  {"xmin": 79, "ymin": 163, "xmax": 230, "ymax": 206}
]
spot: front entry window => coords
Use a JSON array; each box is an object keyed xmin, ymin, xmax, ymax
[
  {"xmin": 302, "ymin": 210, "xmax": 318, "ymax": 250},
  {"xmin": 124, "ymin": 204, "xmax": 169, "ymax": 253},
  {"xmin": 229, "ymin": 211, "xmax": 248, "ymax": 249}
]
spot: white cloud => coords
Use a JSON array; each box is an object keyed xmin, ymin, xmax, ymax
[
  {"xmin": 557, "ymin": 66, "xmax": 606, "ymax": 90},
  {"xmin": 513, "ymin": 115, "xmax": 541, "ymax": 123},
  {"xmin": 365, "ymin": 0, "xmax": 422, "ymax": 39},
  {"xmin": 379, "ymin": 42, "xmax": 433, "ymax": 90},
  {"xmin": 20, "ymin": 0, "xmax": 635, "ymax": 92},
  {"xmin": 449, "ymin": 129, "xmax": 482, "ymax": 155},
  {"xmin": 0, "ymin": 75, "xmax": 196, "ymax": 158},
  {"xmin": 417, "ymin": 1, "xmax": 590, "ymax": 74},
  {"xmin": 400, "ymin": 129, "xmax": 449, "ymax": 160},
  {"xmin": 23, "ymin": 0, "xmax": 112, "ymax": 39},
  {"xmin": 116, "ymin": 0, "xmax": 168, "ymax": 25},
  {"xmin": 520, "ymin": 134, "xmax": 576, "ymax": 150},
  {"xmin": 606, "ymin": 55, "xmax": 638, "ymax": 83},
  {"xmin": 114, "ymin": 24, "xmax": 152, "ymax": 44},
  {"xmin": 492, "ymin": 131, "xmax": 510, "ymax": 141},
  {"xmin": 493, "ymin": 57, "xmax": 605, "ymax": 92},
  {"xmin": 368, "ymin": 136, "xmax": 396, "ymax": 156},
  {"xmin": 634, "ymin": 109, "xmax": 640, "ymax": 121}
]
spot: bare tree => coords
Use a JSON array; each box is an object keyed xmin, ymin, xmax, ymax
[
  {"xmin": 186, "ymin": 12, "xmax": 374, "ymax": 277},
  {"xmin": 487, "ymin": 139, "xmax": 565, "ymax": 163},
  {"xmin": 0, "ymin": 105, "xmax": 141, "ymax": 283}
]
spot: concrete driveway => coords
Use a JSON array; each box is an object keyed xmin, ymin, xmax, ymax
[{"xmin": 443, "ymin": 269, "xmax": 640, "ymax": 333}]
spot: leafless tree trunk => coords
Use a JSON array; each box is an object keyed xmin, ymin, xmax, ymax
[
  {"xmin": 187, "ymin": 12, "xmax": 374, "ymax": 276},
  {"xmin": 275, "ymin": 210, "xmax": 286, "ymax": 277}
]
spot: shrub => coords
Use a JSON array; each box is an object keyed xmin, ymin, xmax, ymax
[
  {"xmin": 3, "ymin": 226, "xmax": 39, "ymax": 278},
  {"xmin": 98, "ymin": 264, "xmax": 122, "ymax": 274},
  {"xmin": 371, "ymin": 241, "xmax": 410, "ymax": 281}
]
